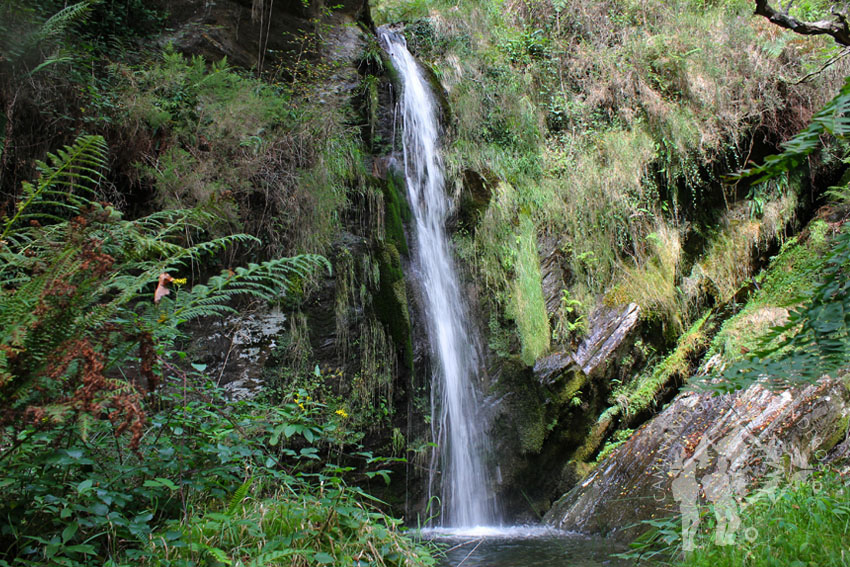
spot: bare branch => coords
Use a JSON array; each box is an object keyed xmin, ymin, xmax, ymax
[{"xmin": 754, "ymin": 0, "xmax": 850, "ymax": 45}]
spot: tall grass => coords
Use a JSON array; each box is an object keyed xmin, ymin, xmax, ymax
[
  {"xmin": 375, "ymin": 0, "xmax": 843, "ymax": 362},
  {"xmin": 511, "ymin": 216, "xmax": 551, "ymax": 365}
]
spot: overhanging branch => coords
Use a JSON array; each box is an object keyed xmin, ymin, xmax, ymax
[{"xmin": 754, "ymin": 0, "xmax": 850, "ymax": 46}]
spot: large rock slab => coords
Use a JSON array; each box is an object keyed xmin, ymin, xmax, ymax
[
  {"xmin": 534, "ymin": 303, "xmax": 641, "ymax": 385},
  {"xmin": 544, "ymin": 378, "xmax": 850, "ymax": 537}
]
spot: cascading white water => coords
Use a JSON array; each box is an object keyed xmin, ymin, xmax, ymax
[{"xmin": 379, "ymin": 28, "xmax": 495, "ymax": 528}]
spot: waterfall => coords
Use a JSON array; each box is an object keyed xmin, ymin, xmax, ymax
[{"xmin": 379, "ymin": 28, "xmax": 496, "ymax": 528}]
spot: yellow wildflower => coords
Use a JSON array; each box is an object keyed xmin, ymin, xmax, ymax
[
  {"xmin": 335, "ymin": 408, "xmax": 349, "ymax": 418},
  {"xmin": 172, "ymin": 277, "xmax": 187, "ymax": 285}
]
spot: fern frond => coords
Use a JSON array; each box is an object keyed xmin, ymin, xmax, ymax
[
  {"xmin": 167, "ymin": 254, "xmax": 330, "ymax": 323},
  {"xmin": 1, "ymin": 135, "xmax": 108, "ymax": 240},
  {"xmin": 36, "ymin": 1, "xmax": 97, "ymax": 43},
  {"xmin": 77, "ymin": 413, "xmax": 93, "ymax": 442},
  {"xmin": 227, "ymin": 477, "xmax": 253, "ymax": 516}
]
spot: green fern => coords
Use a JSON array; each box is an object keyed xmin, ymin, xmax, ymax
[
  {"xmin": 36, "ymin": 1, "xmax": 98, "ymax": 43},
  {"xmin": 227, "ymin": 477, "xmax": 254, "ymax": 516},
  {"xmin": 1, "ymin": 134, "xmax": 330, "ymax": 430},
  {"xmin": 1, "ymin": 134, "xmax": 107, "ymax": 240}
]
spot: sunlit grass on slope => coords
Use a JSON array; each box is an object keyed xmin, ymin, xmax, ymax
[{"xmin": 372, "ymin": 0, "xmax": 843, "ymax": 357}]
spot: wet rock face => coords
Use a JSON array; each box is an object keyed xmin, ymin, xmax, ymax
[
  {"xmin": 543, "ymin": 379, "xmax": 850, "ymax": 537},
  {"xmin": 186, "ymin": 309, "xmax": 289, "ymax": 399},
  {"xmin": 535, "ymin": 303, "xmax": 642, "ymax": 384},
  {"xmin": 154, "ymin": 0, "xmax": 371, "ymax": 70},
  {"xmin": 489, "ymin": 303, "xmax": 643, "ymax": 522}
]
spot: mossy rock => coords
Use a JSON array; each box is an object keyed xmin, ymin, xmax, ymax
[
  {"xmin": 457, "ymin": 168, "xmax": 496, "ymax": 231},
  {"xmin": 381, "ymin": 172, "xmax": 411, "ymax": 256},
  {"xmin": 374, "ymin": 241, "xmax": 413, "ymax": 373}
]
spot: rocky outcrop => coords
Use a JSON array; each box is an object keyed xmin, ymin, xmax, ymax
[
  {"xmin": 544, "ymin": 378, "xmax": 850, "ymax": 537},
  {"xmin": 187, "ymin": 309, "xmax": 289, "ymax": 398},
  {"xmin": 535, "ymin": 303, "xmax": 641, "ymax": 385},
  {"xmin": 489, "ymin": 303, "xmax": 644, "ymax": 521},
  {"xmin": 154, "ymin": 0, "xmax": 371, "ymax": 71}
]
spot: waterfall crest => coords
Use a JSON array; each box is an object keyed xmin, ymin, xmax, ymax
[{"xmin": 379, "ymin": 28, "xmax": 496, "ymax": 528}]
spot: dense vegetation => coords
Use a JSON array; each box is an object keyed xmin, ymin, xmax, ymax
[
  {"xmin": 1, "ymin": 0, "xmax": 849, "ymax": 565},
  {"xmin": 0, "ymin": 1, "xmax": 431, "ymax": 565},
  {"xmin": 375, "ymin": 0, "xmax": 844, "ymax": 361}
]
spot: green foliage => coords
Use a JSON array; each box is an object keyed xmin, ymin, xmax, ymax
[
  {"xmin": 1, "ymin": 134, "xmax": 107, "ymax": 239},
  {"xmin": 608, "ymin": 225, "xmax": 686, "ymax": 335},
  {"xmin": 552, "ymin": 288, "xmax": 586, "ymax": 343},
  {"xmin": 0, "ymin": 1, "xmax": 95, "ymax": 64},
  {"xmin": 30, "ymin": 0, "xmax": 166, "ymax": 43},
  {"xmin": 374, "ymin": 0, "xmax": 835, "ymax": 364},
  {"xmin": 735, "ymin": 75, "xmax": 850, "ymax": 184},
  {"xmin": 0, "ymin": 136, "xmax": 429, "ymax": 566},
  {"xmin": 716, "ymin": 224, "xmax": 850, "ymax": 392},
  {"xmin": 619, "ymin": 471, "xmax": 850, "ymax": 566},
  {"xmin": 0, "ymin": 380, "xmax": 433, "ymax": 567},
  {"xmin": 510, "ymin": 216, "xmax": 551, "ymax": 365},
  {"xmin": 594, "ymin": 428, "xmax": 634, "ymax": 463},
  {"xmin": 611, "ymin": 310, "xmax": 712, "ymax": 419},
  {"xmin": 0, "ymin": 136, "xmax": 329, "ymax": 425},
  {"xmin": 111, "ymin": 46, "xmax": 359, "ymax": 256},
  {"xmin": 698, "ymin": 220, "xmax": 830, "ymax": 376}
]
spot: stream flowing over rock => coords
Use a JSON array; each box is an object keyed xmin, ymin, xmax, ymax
[{"xmin": 544, "ymin": 378, "xmax": 850, "ymax": 536}]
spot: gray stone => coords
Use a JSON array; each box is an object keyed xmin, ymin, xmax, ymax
[
  {"xmin": 533, "ymin": 303, "xmax": 641, "ymax": 385},
  {"xmin": 189, "ymin": 308, "xmax": 288, "ymax": 399},
  {"xmin": 544, "ymin": 378, "xmax": 850, "ymax": 537}
]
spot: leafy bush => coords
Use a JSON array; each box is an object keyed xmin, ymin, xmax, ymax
[
  {"xmin": 0, "ymin": 135, "xmax": 431, "ymax": 566},
  {"xmin": 1, "ymin": 381, "xmax": 433, "ymax": 567}
]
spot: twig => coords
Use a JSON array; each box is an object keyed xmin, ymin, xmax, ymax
[
  {"xmin": 456, "ymin": 539, "xmax": 483, "ymax": 567},
  {"xmin": 783, "ymin": 47, "xmax": 850, "ymax": 84},
  {"xmin": 443, "ymin": 538, "xmax": 481, "ymax": 554}
]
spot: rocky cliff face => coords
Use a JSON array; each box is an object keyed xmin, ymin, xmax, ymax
[
  {"xmin": 159, "ymin": 1, "xmax": 438, "ymax": 516},
  {"xmin": 155, "ymin": 0, "xmax": 371, "ymax": 71},
  {"xmin": 487, "ymin": 303, "xmax": 646, "ymax": 521},
  {"xmin": 544, "ymin": 377, "xmax": 850, "ymax": 536}
]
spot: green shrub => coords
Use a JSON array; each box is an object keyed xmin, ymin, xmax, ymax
[{"xmin": 0, "ymin": 136, "xmax": 431, "ymax": 567}]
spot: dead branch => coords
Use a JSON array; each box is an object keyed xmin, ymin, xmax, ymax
[{"xmin": 754, "ymin": 0, "xmax": 850, "ymax": 46}]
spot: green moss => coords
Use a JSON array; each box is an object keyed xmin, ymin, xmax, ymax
[
  {"xmin": 594, "ymin": 428, "xmax": 635, "ymax": 463},
  {"xmin": 380, "ymin": 173, "xmax": 411, "ymax": 256},
  {"xmin": 818, "ymin": 411, "xmax": 850, "ymax": 455},
  {"xmin": 499, "ymin": 369, "xmax": 548, "ymax": 454},
  {"xmin": 609, "ymin": 309, "xmax": 713, "ymax": 419},
  {"xmin": 704, "ymin": 219, "xmax": 833, "ymax": 370},
  {"xmin": 572, "ymin": 411, "xmax": 616, "ymax": 463},
  {"xmin": 555, "ymin": 370, "xmax": 588, "ymax": 408},
  {"xmin": 374, "ymin": 242, "xmax": 414, "ymax": 374}
]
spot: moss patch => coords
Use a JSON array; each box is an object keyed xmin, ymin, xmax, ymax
[
  {"xmin": 704, "ymin": 219, "xmax": 832, "ymax": 369},
  {"xmin": 510, "ymin": 216, "xmax": 551, "ymax": 365},
  {"xmin": 380, "ymin": 172, "xmax": 411, "ymax": 256},
  {"xmin": 374, "ymin": 242, "xmax": 414, "ymax": 374}
]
